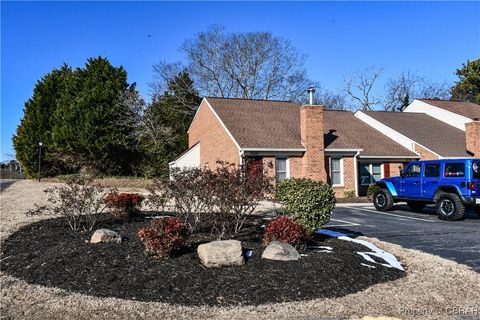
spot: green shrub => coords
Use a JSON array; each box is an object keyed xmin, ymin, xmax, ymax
[
  {"xmin": 367, "ymin": 185, "xmax": 381, "ymax": 200},
  {"xmin": 343, "ymin": 189, "xmax": 355, "ymax": 199},
  {"xmin": 276, "ymin": 178, "xmax": 335, "ymax": 232}
]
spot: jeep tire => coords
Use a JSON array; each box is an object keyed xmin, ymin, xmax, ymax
[
  {"xmin": 435, "ymin": 192, "xmax": 465, "ymax": 221},
  {"xmin": 373, "ymin": 189, "xmax": 394, "ymax": 211},
  {"xmin": 475, "ymin": 206, "xmax": 480, "ymax": 217},
  {"xmin": 407, "ymin": 201, "xmax": 426, "ymax": 212}
]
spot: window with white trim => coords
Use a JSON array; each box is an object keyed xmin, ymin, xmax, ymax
[
  {"xmin": 331, "ymin": 158, "xmax": 343, "ymax": 186},
  {"xmin": 360, "ymin": 162, "xmax": 382, "ymax": 185},
  {"xmin": 275, "ymin": 158, "xmax": 288, "ymax": 181}
]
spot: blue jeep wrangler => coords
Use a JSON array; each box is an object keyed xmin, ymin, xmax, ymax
[{"xmin": 373, "ymin": 158, "xmax": 480, "ymax": 220}]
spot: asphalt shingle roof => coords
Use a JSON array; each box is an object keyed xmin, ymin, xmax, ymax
[
  {"xmin": 363, "ymin": 111, "xmax": 469, "ymax": 157},
  {"xmin": 206, "ymin": 97, "xmax": 304, "ymax": 149},
  {"xmin": 419, "ymin": 99, "xmax": 480, "ymax": 120},
  {"xmin": 324, "ymin": 110, "xmax": 418, "ymax": 157},
  {"xmin": 206, "ymin": 97, "xmax": 418, "ymax": 157}
]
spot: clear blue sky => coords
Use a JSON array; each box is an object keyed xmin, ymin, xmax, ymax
[{"xmin": 1, "ymin": 1, "xmax": 479, "ymax": 161}]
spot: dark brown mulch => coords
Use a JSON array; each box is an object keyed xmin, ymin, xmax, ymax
[
  {"xmin": 336, "ymin": 197, "xmax": 371, "ymax": 203},
  {"xmin": 0, "ymin": 214, "xmax": 404, "ymax": 306}
]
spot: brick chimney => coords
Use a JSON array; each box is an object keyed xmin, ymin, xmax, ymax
[
  {"xmin": 465, "ymin": 121, "xmax": 480, "ymax": 157},
  {"xmin": 300, "ymin": 105, "xmax": 326, "ymax": 181}
]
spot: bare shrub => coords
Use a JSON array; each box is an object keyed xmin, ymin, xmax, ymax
[
  {"xmin": 27, "ymin": 175, "xmax": 113, "ymax": 231},
  {"xmin": 147, "ymin": 168, "xmax": 215, "ymax": 232},
  {"xmin": 209, "ymin": 162, "xmax": 273, "ymax": 237},
  {"xmin": 146, "ymin": 162, "xmax": 273, "ymax": 238}
]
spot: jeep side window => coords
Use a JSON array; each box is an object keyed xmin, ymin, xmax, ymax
[
  {"xmin": 444, "ymin": 163, "xmax": 465, "ymax": 177},
  {"xmin": 424, "ymin": 164, "xmax": 440, "ymax": 178},
  {"xmin": 404, "ymin": 164, "xmax": 421, "ymax": 177}
]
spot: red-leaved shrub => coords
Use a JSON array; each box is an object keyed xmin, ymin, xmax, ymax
[
  {"xmin": 103, "ymin": 192, "xmax": 144, "ymax": 219},
  {"xmin": 263, "ymin": 216, "xmax": 311, "ymax": 251},
  {"xmin": 137, "ymin": 217, "xmax": 188, "ymax": 259}
]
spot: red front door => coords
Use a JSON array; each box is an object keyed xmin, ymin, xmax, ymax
[{"xmin": 247, "ymin": 157, "xmax": 263, "ymax": 177}]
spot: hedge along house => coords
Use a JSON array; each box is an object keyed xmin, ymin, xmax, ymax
[{"xmin": 170, "ymin": 97, "xmax": 420, "ymax": 197}]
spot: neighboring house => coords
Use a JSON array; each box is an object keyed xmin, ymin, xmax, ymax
[
  {"xmin": 170, "ymin": 97, "xmax": 480, "ymax": 197},
  {"xmin": 354, "ymin": 111, "xmax": 471, "ymax": 159},
  {"xmin": 404, "ymin": 99, "xmax": 480, "ymax": 130}
]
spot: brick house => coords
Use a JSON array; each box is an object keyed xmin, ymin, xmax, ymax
[{"xmin": 170, "ymin": 97, "xmax": 480, "ymax": 197}]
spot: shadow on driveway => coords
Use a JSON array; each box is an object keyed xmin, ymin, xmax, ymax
[{"xmin": 0, "ymin": 179, "xmax": 20, "ymax": 192}]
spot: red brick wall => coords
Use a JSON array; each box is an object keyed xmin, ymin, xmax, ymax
[
  {"xmin": 386, "ymin": 162, "xmax": 405, "ymax": 177},
  {"xmin": 289, "ymin": 156, "xmax": 303, "ymax": 178},
  {"xmin": 188, "ymin": 100, "xmax": 240, "ymax": 168},
  {"xmin": 300, "ymin": 105, "xmax": 326, "ymax": 181},
  {"xmin": 262, "ymin": 157, "xmax": 276, "ymax": 179},
  {"xmin": 414, "ymin": 144, "xmax": 440, "ymax": 160},
  {"xmin": 466, "ymin": 121, "xmax": 480, "ymax": 157},
  {"xmin": 327, "ymin": 156, "xmax": 356, "ymax": 198}
]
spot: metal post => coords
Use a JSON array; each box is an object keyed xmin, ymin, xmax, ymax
[
  {"xmin": 38, "ymin": 142, "xmax": 43, "ymax": 182},
  {"xmin": 307, "ymin": 86, "xmax": 316, "ymax": 105}
]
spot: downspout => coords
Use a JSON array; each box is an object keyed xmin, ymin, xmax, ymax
[{"xmin": 353, "ymin": 151, "xmax": 361, "ymax": 197}]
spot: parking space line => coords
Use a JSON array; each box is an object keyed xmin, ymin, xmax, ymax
[
  {"xmin": 326, "ymin": 218, "xmax": 360, "ymax": 228},
  {"xmin": 343, "ymin": 206, "xmax": 435, "ymax": 222},
  {"xmin": 330, "ymin": 218, "xmax": 360, "ymax": 225}
]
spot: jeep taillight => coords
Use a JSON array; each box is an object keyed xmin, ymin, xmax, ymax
[{"xmin": 467, "ymin": 182, "xmax": 476, "ymax": 191}]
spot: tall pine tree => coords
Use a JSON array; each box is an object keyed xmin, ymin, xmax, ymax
[
  {"xmin": 52, "ymin": 57, "xmax": 139, "ymax": 174},
  {"xmin": 451, "ymin": 59, "xmax": 480, "ymax": 104},
  {"xmin": 13, "ymin": 65, "xmax": 73, "ymax": 177}
]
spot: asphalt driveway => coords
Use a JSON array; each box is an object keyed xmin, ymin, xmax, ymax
[{"xmin": 326, "ymin": 204, "xmax": 480, "ymax": 272}]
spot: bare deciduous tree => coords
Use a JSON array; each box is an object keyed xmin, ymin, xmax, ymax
[
  {"xmin": 117, "ymin": 89, "xmax": 175, "ymax": 155},
  {"xmin": 178, "ymin": 25, "xmax": 312, "ymax": 101},
  {"xmin": 316, "ymin": 89, "xmax": 350, "ymax": 110},
  {"xmin": 384, "ymin": 71, "xmax": 451, "ymax": 111},
  {"xmin": 150, "ymin": 62, "xmax": 199, "ymax": 116},
  {"xmin": 344, "ymin": 67, "xmax": 384, "ymax": 110}
]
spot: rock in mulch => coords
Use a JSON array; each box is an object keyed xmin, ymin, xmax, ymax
[
  {"xmin": 197, "ymin": 240, "xmax": 244, "ymax": 267},
  {"xmin": 262, "ymin": 241, "xmax": 301, "ymax": 261},
  {"xmin": 0, "ymin": 214, "xmax": 405, "ymax": 306},
  {"xmin": 90, "ymin": 229, "xmax": 122, "ymax": 244}
]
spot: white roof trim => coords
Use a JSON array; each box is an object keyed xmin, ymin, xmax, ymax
[
  {"xmin": 404, "ymin": 99, "xmax": 473, "ymax": 131},
  {"xmin": 358, "ymin": 155, "xmax": 420, "ymax": 159},
  {"xmin": 204, "ymin": 98, "xmax": 241, "ymax": 151},
  {"xmin": 354, "ymin": 110, "xmax": 438, "ymax": 158},
  {"xmin": 325, "ymin": 148, "xmax": 363, "ymax": 152},
  {"xmin": 169, "ymin": 142, "xmax": 200, "ymax": 166},
  {"xmin": 187, "ymin": 98, "xmax": 241, "ymax": 151},
  {"xmin": 242, "ymin": 148, "xmax": 306, "ymax": 152}
]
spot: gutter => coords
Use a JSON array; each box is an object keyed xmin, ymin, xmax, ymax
[{"xmin": 353, "ymin": 150, "xmax": 361, "ymax": 197}]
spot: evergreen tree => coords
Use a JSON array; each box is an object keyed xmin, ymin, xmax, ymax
[
  {"xmin": 13, "ymin": 65, "xmax": 73, "ymax": 177},
  {"xmin": 451, "ymin": 59, "xmax": 480, "ymax": 104},
  {"xmin": 52, "ymin": 57, "xmax": 139, "ymax": 174}
]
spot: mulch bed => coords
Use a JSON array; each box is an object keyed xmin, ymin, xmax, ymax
[
  {"xmin": 336, "ymin": 197, "xmax": 371, "ymax": 203},
  {"xmin": 0, "ymin": 213, "xmax": 404, "ymax": 306}
]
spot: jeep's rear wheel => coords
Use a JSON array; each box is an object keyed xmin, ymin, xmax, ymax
[
  {"xmin": 475, "ymin": 206, "xmax": 480, "ymax": 217},
  {"xmin": 407, "ymin": 201, "xmax": 426, "ymax": 212},
  {"xmin": 435, "ymin": 192, "xmax": 465, "ymax": 221},
  {"xmin": 373, "ymin": 189, "xmax": 394, "ymax": 211}
]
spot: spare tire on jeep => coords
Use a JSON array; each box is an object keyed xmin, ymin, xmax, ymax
[{"xmin": 435, "ymin": 192, "xmax": 465, "ymax": 221}]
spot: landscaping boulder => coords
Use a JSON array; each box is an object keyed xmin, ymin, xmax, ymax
[
  {"xmin": 90, "ymin": 229, "xmax": 122, "ymax": 244},
  {"xmin": 262, "ymin": 241, "xmax": 301, "ymax": 261},
  {"xmin": 197, "ymin": 240, "xmax": 244, "ymax": 267}
]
